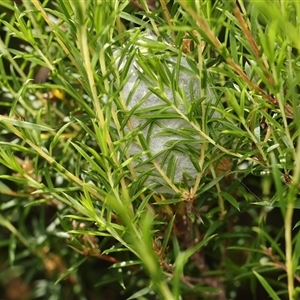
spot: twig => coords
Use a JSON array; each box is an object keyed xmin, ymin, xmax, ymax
[{"xmin": 178, "ymin": 0, "xmax": 294, "ymax": 119}]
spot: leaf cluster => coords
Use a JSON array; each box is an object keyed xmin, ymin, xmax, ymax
[{"xmin": 0, "ymin": 1, "xmax": 300, "ymax": 299}]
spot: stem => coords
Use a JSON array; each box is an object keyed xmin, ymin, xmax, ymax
[
  {"xmin": 285, "ymin": 202, "xmax": 294, "ymax": 299},
  {"xmin": 177, "ymin": 0, "xmax": 294, "ymax": 119}
]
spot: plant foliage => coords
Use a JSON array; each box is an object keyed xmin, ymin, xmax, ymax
[{"xmin": 1, "ymin": 1, "xmax": 300, "ymax": 299}]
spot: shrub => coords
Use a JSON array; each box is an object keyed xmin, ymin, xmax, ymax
[{"xmin": 0, "ymin": 1, "xmax": 300, "ymax": 299}]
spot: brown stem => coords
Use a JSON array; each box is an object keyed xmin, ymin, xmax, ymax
[
  {"xmin": 177, "ymin": 0, "xmax": 294, "ymax": 119},
  {"xmin": 232, "ymin": 1, "xmax": 274, "ymax": 87}
]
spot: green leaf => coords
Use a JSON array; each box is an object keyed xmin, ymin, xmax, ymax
[
  {"xmin": 0, "ymin": 116, "xmax": 53, "ymax": 131},
  {"xmin": 110, "ymin": 260, "xmax": 141, "ymax": 268},
  {"xmin": 253, "ymin": 270, "xmax": 281, "ymax": 300},
  {"xmin": 127, "ymin": 287, "xmax": 153, "ymax": 299},
  {"xmin": 55, "ymin": 257, "xmax": 87, "ymax": 284},
  {"xmin": 221, "ymin": 191, "xmax": 240, "ymax": 211},
  {"xmin": 199, "ymin": 175, "xmax": 225, "ymax": 194}
]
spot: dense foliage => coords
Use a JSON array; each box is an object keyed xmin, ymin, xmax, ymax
[{"xmin": 1, "ymin": 1, "xmax": 300, "ymax": 299}]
